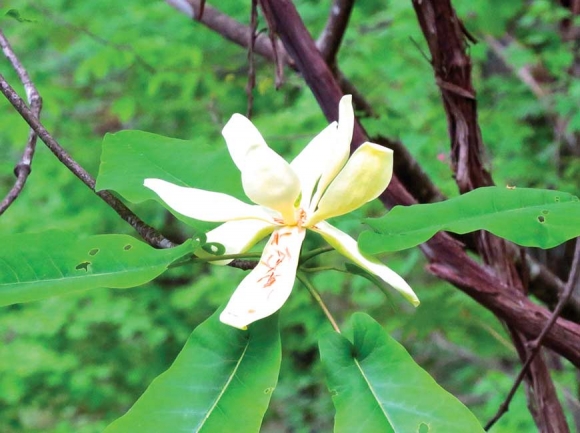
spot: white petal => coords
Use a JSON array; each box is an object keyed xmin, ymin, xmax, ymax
[
  {"xmin": 290, "ymin": 122, "xmax": 338, "ymax": 209},
  {"xmin": 308, "ymin": 142, "xmax": 393, "ymax": 225},
  {"xmin": 240, "ymin": 145, "xmax": 301, "ymax": 224},
  {"xmin": 308, "ymin": 95, "xmax": 354, "ymax": 211},
  {"xmin": 222, "ymin": 113, "xmax": 269, "ymax": 171},
  {"xmin": 311, "ymin": 221, "xmax": 419, "ymax": 306},
  {"xmin": 196, "ymin": 219, "xmax": 276, "ymax": 265},
  {"xmin": 220, "ymin": 226, "xmax": 306, "ymax": 329},
  {"xmin": 144, "ymin": 178, "xmax": 272, "ymax": 222}
]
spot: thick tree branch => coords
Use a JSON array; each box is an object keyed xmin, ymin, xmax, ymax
[
  {"xmin": 0, "ymin": 30, "xmax": 42, "ymax": 216},
  {"xmin": 259, "ymin": 0, "xmax": 580, "ymax": 370},
  {"xmin": 0, "ymin": 74, "xmax": 175, "ymax": 249},
  {"xmin": 412, "ymin": 0, "xmax": 570, "ymax": 428},
  {"xmin": 164, "ymin": 0, "xmax": 580, "ymax": 325},
  {"xmin": 316, "ymin": 0, "xmax": 355, "ymax": 64},
  {"xmin": 484, "ymin": 238, "xmax": 580, "ymax": 430}
]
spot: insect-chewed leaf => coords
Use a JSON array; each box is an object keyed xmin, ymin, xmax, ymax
[
  {"xmin": 359, "ymin": 187, "xmax": 580, "ymax": 254},
  {"xmin": 0, "ymin": 231, "xmax": 194, "ymax": 306}
]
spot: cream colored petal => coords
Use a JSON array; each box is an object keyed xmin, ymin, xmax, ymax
[
  {"xmin": 222, "ymin": 113, "xmax": 269, "ymax": 171},
  {"xmin": 311, "ymin": 221, "xmax": 419, "ymax": 306},
  {"xmin": 144, "ymin": 178, "xmax": 273, "ymax": 222},
  {"xmin": 241, "ymin": 145, "xmax": 301, "ymax": 224},
  {"xmin": 290, "ymin": 122, "xmax": 338, "ymax": 209},
  {"xmin": 195, "ymin": 219, "xmax": 276, "ymax": 265},
  {"xmin": 308, "ymin": 95, "xmax": 354, "ymax": 211},
  {"xmin": 307, "ymin": 142, "xmax": 393, "ymax": 225},
  {"xmin": 220, "ymin": 226, "xmax": 306, "ymax": 329}
]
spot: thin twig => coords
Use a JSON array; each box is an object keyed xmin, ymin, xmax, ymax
[
  {"xmin": 484, "ymin": 237, "xmax": 580, "ymax": 431},
  {"xmin": 0, "ymin": 73, "xmax": 175, "ymax": 249},
  {"xmin": 0, "ymin": 30, "xmax": 42, "ymax": 216},
  {"xmin": 297, "ymin": 271, "xmax": 341, "ymax": 333},
  {"xmin": 29, "ymin": 4, "xmax": 156, "ymax": 73},
  {"xmin": 246, "ymin": 0, "xmax": 258, "ymax": 118}
]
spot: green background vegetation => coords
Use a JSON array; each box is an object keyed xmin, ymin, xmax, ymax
[{"xmin": 1, "ymin": 0, "xmax": 578, "ymax": 431}]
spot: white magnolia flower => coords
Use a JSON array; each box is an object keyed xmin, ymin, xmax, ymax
[{"xmin": 144, "ymin": 95, "xmax": 419, "ymax": 329}]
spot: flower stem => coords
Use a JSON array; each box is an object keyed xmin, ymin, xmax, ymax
[
  {"xmin": 297, "ymin": 271, "xmax": 341, "ymax": 333},
  {"xmin": 299, "ymin": 245, "xmax": 333, "ymax": 265},
  {"xmin": 300, "ymin": 266, "xmax": 347, "ymax": 273},
  {"xmin": 193, "ymin": 252, "xmax": 262, "ymax": 262}
]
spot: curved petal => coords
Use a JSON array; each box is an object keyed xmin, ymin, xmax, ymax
[
  {"xmin": 196, "ymin": 219, "xmax": 276, "ymax": 265},
  {"xmin": 220, "ymin": 226, "xmax": 306, "ymax": 329},
  {"xmin": 290, "ymin": 122, "xmax": 338, "ymax": 209},
  {"xmin": 144, "ymin": 178, "xmax": 273, "ymax": 222},
  {"xmin": 311, "ymin": 221, "xmax": 419, "ymax": 306},
  {"xmin": 241, "ymin": 145, "xmax": 301, "ymax": 224},
  {"xmin": 307, "ymin": 142, "xmax": 393, "ymax": 225},
  {"xmin": 308, "ymin": 95, "xmax": 354, "ymax": 211},
  {"xmin": 221, "ymin": 113, "xmax": 269, "ymax": 171}
]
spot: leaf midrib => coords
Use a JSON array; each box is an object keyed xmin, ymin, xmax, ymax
[{"xmin": 195, "ymin": 339, "xmax": 250, "ymax": 432}]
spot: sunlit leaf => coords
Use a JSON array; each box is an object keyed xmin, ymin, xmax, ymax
[
  {"xmin": 0, "ymin": 231, "xmax": 194, "ymax": 306},
  {"xmin": 319, "ymin": 313, "xmax": 485, "ymax": 433},
  {"xmin": 104, "ymin": 307, "xmax": 281, "ymax": 433},
  {"xmin": 96, "ymin": 130, "xmax": 246, "ymax": 230},
  {"xmin": 359, "ymin": 187, "xmax": 580, "ymax": 254}
]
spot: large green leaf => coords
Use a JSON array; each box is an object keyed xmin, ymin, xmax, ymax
[
  {"xmin": 359, "ymin": 187, "xmax": 580, "ymax": 254},
  {"xmin": 96, "ymin": 130, "xmax": 246, "ymax": 229},
  {"xmin": 319, "ymin": 313, "xmax": 484, "ymax": 433},
  {"xmin": 104, "ymin": 307, "xmax": 281, "ymax": 433},
  {"xmin": 0, "ymin": 231, "xmax": 193, "ymax": 306}
]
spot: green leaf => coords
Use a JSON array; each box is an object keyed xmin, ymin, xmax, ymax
[
  {"xmin": 104, "ymin": 307, "xmax": 281, "ymax": 433},
  {"xmin": 359, "ymin": 187, "xmax": 580, "ymax": 254},
  {"xmin": 96, "ymin": 130, "xmax": 246, "ymax": 230},
  {"xmin": 319, "ymin": 313, "xmax": 484, "ymax": 433},
  {"xmin": 0, "ymin": 231, "xmax": 193, "ymax": 306}
]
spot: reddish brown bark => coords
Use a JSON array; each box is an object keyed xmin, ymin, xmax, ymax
[{"xmin": 258, "ymin": 0, "xmax": 580, "ymax": 375}]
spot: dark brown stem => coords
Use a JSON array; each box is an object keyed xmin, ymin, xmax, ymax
[
  {"xmin": 484, "ymin": 238, "xmax": 580, "ymax": 430},
  {"xmin": 246, "ymin": 0, "xmax": 258, "ymax": 118},
  {"xmin": 316, "ymin": 0, "xmax": 355, "ymax": 64},
  {"xmin": 0, "ymin": 73, "xmax": 175, "ymax": 249},
  {"xmin": 260, "ymin": 0, "xmax": 580, "ymax": 370},
  {"xmin": 0, "ymin": 30, "xmax": 42, "ymax": 216}
]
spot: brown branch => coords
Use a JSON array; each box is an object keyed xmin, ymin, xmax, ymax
[
  {"xmin": 411, "ymin": 0, "xmax": 492, "ymax": 193},
  {"xmin": 412, "ymin": 0, "xmax": 570, "ymax": 428},
  {"xmin": 0, "ymin": 73, "xmax": 175, "ymax": 249},
  {"xmin": 163, "ymin": 0, "xmax": 580, "ymax": 323},
  {"xmin": 484, "ymin": 238, "xmax": 580, "ymax": 431},
  {"xmin": 316, "ymin": 0, "xmax": 355, "ymax": 64},
  {"xmin": 0, "ymin": 30, "xmax": 42, "ymax": 216},
  {"xmin": 259, "ymin": 0, "xmax": 580, "ymax": 371},
  {"xmin": 166, "ymin": 0, "xmax": 289, "ymax": 65},
  {"xmin": 246, "ymin": 0, "xmax": 258, "ymax": 118}
]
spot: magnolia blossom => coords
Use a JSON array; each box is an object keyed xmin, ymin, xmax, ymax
[{"xmin": 144, "ymin": 95, "xmax": 419, "ymax": 329}]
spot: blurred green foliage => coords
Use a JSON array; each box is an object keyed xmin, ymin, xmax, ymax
[{"xmin": 1, "ymin": 0, "xmax": 579, "ymax": 431}]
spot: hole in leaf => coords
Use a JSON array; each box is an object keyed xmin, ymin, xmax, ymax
[
  {"xmin": 123, "ymin": 244, "xmax": 132, "ymax": 251},
  {"xmin": 418, "ymin": 423, "xmax": 430, "ymax": 433},
  {"xmin": 75, "ymin": 261, "xmax": 90, "ymax": 271},
  {"xmin": 541, "ymin": 210, "xmax": 549, "ymax": 215},
  {"xmin": 202, "ymin": 242, "xmax": 225, "ymax": 256},
  {"xmin": 89, "ymin": 248, "xmax": 99, "ymax": 256},
  {"xmin": 538, "ymin": 215, "xmax": 545, "ymax": 223}
]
